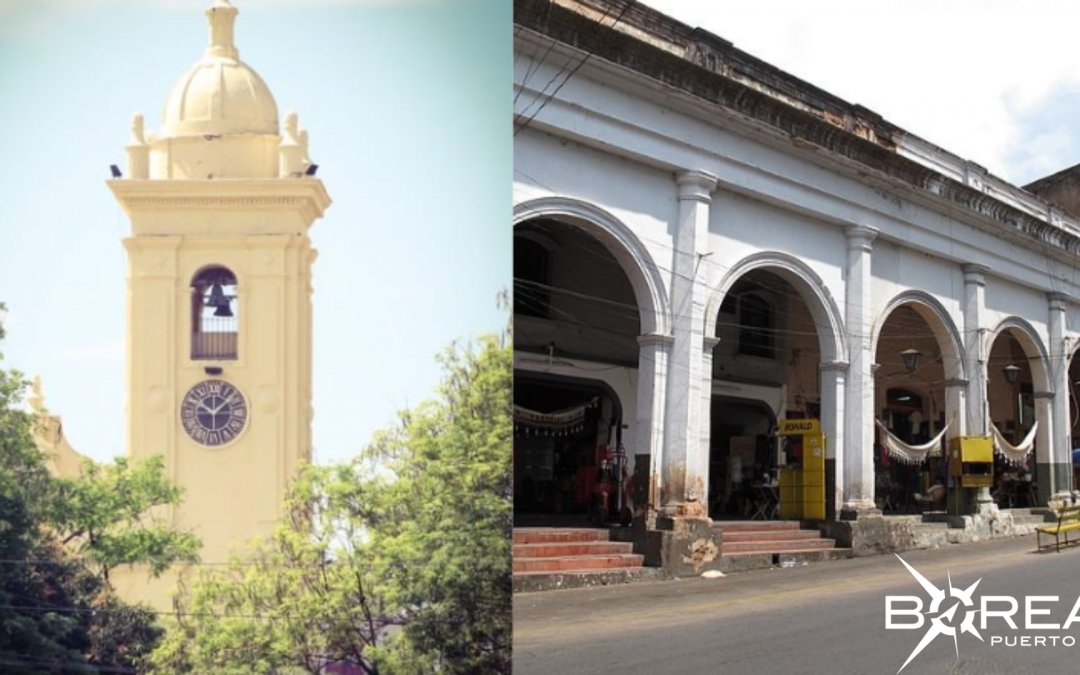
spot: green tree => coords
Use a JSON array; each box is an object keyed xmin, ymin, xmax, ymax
[
  {"xmin": 148, "ymin": 324, "xmax": 512, "ymax": 674},
  {"xmin": 48, "ymin": 455, "xmax": 202, "ymax": 584},
  {"xmin": 0, "ymin": 303, "xmax": 195, "ymax": 673},
  {"xmin": 371, "ymin": 330, "xmax": 512, "ymax": 673}
]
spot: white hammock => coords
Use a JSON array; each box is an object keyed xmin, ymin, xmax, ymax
[
  {"xmin": 990, "ymin": 421, "xmax": 1037, "ymax": 466},
  {"xmin": 875, "ymin": 419, "xmax": 949, "ymax": 465},
  {"xmin": 513, "ymin": 397, "xmax": 598, "ymax": 436}
]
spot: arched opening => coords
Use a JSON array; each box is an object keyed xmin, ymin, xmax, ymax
[
  {"xmin": 708, "ymin": 269, "xmax": 818, "ymax": 520},
  {"xmin": 1070, "ymin": 352, "xmax": 1080, "ymax": 491},
  {"xmin": 514, "ymin": 236, "xmax": 551, "ymax": 319},
  {"xmin": 512, "ymin": 216, "xmax": 641, "ymax": 526},
  {"xmin": 708, "ymin": 397, "xmax": 776, "ymax": 518},
  {"xmin": 513, "ymin": 373, "xmax": 624, "ymax": 524},
  {"xmin": 987, "ymin": 329, "xmax": 1038, "ymax": 507},
  {"xmin": 873, "ymin": 305, "xmax": 950, "ymax": 513},
  {"xmin": 191, "ymin": 266, "xmax": 238, "ymax": 360}
]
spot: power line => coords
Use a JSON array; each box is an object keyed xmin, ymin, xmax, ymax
[
  {"xmin": 0, "ymin": 652, "xmax": 135, "ymax": 675},
  {"xmin": 513, "ymin": 1, "xmax": 637, "ymax": 137}
]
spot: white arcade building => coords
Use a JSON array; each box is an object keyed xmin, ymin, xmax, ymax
[{"xmin": 513, "ymin": 0, "xmax": 1080, "ymax": 570}]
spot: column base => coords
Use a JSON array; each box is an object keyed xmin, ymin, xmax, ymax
[
  {"xmin": 659, "ymin": 500, "xmax": 708, "ymax": 519},
  {"xmin": 1049, "ymin": 492, "xmax": 1077, "ymax": 510},
  {"xmin": 647, "ymin": 514, "xmax": 721, "ymax": 576},
  {"xmin": 839, "ymin": 500, "xmax": 881, "ymax": 521},
  {"xmin": 1035, "ymin": 462, "xmax": 1073, "ymax": 507},
  {"xmin": 974, "ymin": 487, "xmax": 998, "ymax": 516}
]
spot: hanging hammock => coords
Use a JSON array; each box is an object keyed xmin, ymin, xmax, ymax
[
  {"xmin": 875, "ymin": 419, "xmax": 949, "ymax": 465},
  {"xmin": 513, "ymin": 397, "xmax": 599, "ymax": 436},
  {"xmin": 990, "ymin": 421, "xmax": 1037, "ymax": 466}
]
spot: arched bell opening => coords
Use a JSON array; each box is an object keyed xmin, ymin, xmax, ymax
[{"xmin": 191, "ymin": 266, "xmax": 239, "ymax": 360}]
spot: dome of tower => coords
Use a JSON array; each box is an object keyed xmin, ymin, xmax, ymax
[{"xmin": 160, "ymin": 0, "xmax": 279, "ymax": 138}]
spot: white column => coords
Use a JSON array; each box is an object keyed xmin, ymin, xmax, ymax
[
  {"xmin": 699, "ymin": 336, "xmax": 721, "ymax": 514},
  {"xmin": 1034, "ymin": 391, "xmax": 1054, "ymax": 492},
  {"xmin": 637, "ymin": 333, "xmax": 672, "ymax": 520},
  {"xmin": 1048, "ymin": 292, "xmax": 1071, "ymax": 497},
  {"xmin": 820, "ymin": 361, "xmax": 847, "ymax": 518},
  {"xmin": 661, "ymin": 170, "xmax": 717, "ymax": 516},
  {"xmin": 842, "ymin": 225, "xmax": 877, "ymax": 515},
  {"xmin": 961, "ymin": 264, "xmax": 992, "ymax": 507},
  {"xmin": 963, "ymin": 264, "xmax": 989, "ymax": 436},
  {"xmin": 944, "ymin": 379, "xmax": 968, "ymax": 439}
]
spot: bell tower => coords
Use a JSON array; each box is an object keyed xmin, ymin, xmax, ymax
[{"xmin": 109, "ymin": 0, "xmax": 331, "ymax": 607}]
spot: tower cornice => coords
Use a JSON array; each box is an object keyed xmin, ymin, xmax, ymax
[{"xmin": 109, "ymin": 179, "xmax": 331, "ymax": 235}]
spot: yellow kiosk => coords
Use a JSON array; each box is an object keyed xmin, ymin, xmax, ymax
[
  {"xmin": 948, "ymin": 436, "xmax": 993, "ymax": 514},
  {"xmin": 777, "ymin": 419, "xmax": 826, "ymax": 520}
]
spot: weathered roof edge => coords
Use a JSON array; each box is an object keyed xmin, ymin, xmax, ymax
[{"xmin": 515, "ymin": 0, "xmax": 1080, "ymax": 259}]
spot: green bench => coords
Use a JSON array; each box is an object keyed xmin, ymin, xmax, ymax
[{"xmin": 1036, "ymin": 505, "xmax": 1080, "ymax": 552}]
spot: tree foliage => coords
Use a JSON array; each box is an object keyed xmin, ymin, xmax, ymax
[
  {"xmin": 149, "ymin": 325, "xmax": 512, "ymax": 674},
  {"xmin": 49, "ymin": 456, "xmax": 202, "ymax": 582},
  {"xmin": 0, "ymin": 302, "xmax": 195, "ymax": 673}
]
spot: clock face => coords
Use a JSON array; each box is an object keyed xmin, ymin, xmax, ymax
[{"xmin": 180, "ymin": 380, "xmax": 248, "ymax": 447}]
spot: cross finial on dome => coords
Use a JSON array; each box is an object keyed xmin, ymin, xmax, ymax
[{"xmin": 206, "ymin": 0, "xmax": 240, "ymax": 61}]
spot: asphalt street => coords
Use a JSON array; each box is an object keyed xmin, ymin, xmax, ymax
[{"xmin": 514, "ymin": 534, "xmax": 1080, "ymax": 674}]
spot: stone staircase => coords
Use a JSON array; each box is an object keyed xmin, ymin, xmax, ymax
[
  {"xmin": 1007, "ymin": 507, "xmax": 1057, "ymax": 534},
  {"xmin": 714, "ymin": 521, "xmax": 851, "ymax": 573},
  {"xmin": 885, "ymin": 509, "xmax": 1056, "ymax": 549},
  {"xmin": 513, "ymin": 528, "xmax": 662, "ymax": 592}
]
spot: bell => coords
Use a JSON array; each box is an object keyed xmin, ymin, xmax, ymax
[{"xmin": 206, "ymin": 283, "xmax": 233, "ymax": 318}]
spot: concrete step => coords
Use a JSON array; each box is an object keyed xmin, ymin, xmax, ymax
[
  {"xmin": 1014, "ymin": 515, "xmax": 1056, "ymax": 525},
  {"xmin": 722, "ymin": 538, "xmax": 837, "ymax": 554},
  {"xmin": 712, "ymin": 520, "xmax": 802, "ymax": 533},
  {"xmin": 513, "ymin": 553, "xmax": 644, "ymax": 573},
  {"xmin": 513, "ymin": 541, "xmax": 633, "ymax": 558},
  {"xmin": 513, "ymin": 528, "xmax": 609, "ymax": 545},
  {"xmin": 721, "ymin": 529, "xmax": 823, "ymax": 543},
  {"xmin": 912, "ymin": 522, "xmax": 950, "ymax": 530},
  {"xmin": 887, "ymin": 515, "xmax": 926, "ymax": 523},
  {"xmin": 1008, "ymin": 508, "xmax": 1054, "ymax": 517},
  {"xmin": 719, "ymin": 548, "xmax": 853, "ymax": 573},
  {"xmin": 513, "ymin": 567, "xmax": 665, "ymax": 593}
]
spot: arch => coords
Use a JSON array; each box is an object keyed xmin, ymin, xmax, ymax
[
  {"xmin": 190, "ymin": 263, "xmax": 241, "ymax": 287},
  {"xmin": 514, "ymin": 368, "xmax": 625, "ymax": 424},
  {"xmin": 191, "ymin": 265, "xmax": 239, "ymax": 361},
  {"xmin": 989, "ymin": 317, "xmax": 1052, "ymax": 394},
  {"xmin": 871, "ymin": 290, "xmax": 966, "ymax": 382},
  {"xmin": 706, "ymin": 251, "xmax": 847, "ymax": 364},
  {"xmin": 513, "ymin": 196, "xmax": 671, "ymax": 336},
  {"xmin": 1068, "ymin": 331, "xmax": 1080, "ymax": 362}
]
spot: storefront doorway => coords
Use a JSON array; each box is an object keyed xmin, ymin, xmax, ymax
[
  {"xmin": 708, "ymin": 398, "xmax": 776, "ymax": 519},
  {"xmin": 875, "ymin": 388, "xmax": 947, "ymax": 512},
  {"xmin": 513, "ymin": 373, "xmax": 625, "ymax": 526}
]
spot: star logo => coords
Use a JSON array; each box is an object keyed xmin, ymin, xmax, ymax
[{"xmin": 894, "ymin": 554, "xmax": 983, "ymax": 673}]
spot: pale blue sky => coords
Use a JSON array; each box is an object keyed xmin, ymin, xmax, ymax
[
  {"xmin": 0, "ymin": 0, "xmax": 509, "ymax": 464},
  {"xmin": 645, "ymin": 0, "xmax": 1080, "ymax": 185}
]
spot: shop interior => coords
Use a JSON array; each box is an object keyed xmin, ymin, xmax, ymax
[{"xmin": 513, "ymin": 374, "xmax": 625, "ymax": 526}]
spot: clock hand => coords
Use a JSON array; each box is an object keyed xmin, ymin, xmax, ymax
[
  {"xmin": 211, "ymin": 394, "xmax": 236, "ymax": 415},
  {"xmin": 208, "ymin": 388, "xmax": 238, "ymax": 416}
]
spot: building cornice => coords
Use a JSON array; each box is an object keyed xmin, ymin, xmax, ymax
[
  {"xmin": 109, "ymin": 179, "xmax": 332, "ymax": 230},
  {"xmin": 514, "ymin": 0, "xmax": 1080, "ymax": 262}
]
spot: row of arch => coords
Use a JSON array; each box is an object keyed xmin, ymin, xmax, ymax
[{"xmin": 514, "ymin": 196, "xmax": 1068, "ymax": 391}]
